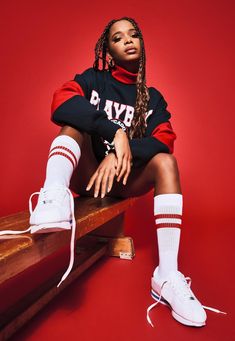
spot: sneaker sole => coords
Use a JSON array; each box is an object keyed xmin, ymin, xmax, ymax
[
  {"xmin": 30, "ymin": 221, "xmax": 71, "ymax": 234},
  {"xmin": 151, "ymin": 288, "xmax": 206, "ymax": 327}
]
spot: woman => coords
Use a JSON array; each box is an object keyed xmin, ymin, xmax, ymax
[{"xmin": 2, "ymin": 17, "xmax": 224, "ymax": 327}]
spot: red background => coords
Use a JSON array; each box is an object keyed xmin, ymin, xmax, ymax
[
  {"xmin": 1, "ymin": 0, "xmax": 234, "ymax": 218},
  {"xmin": 1, "ymin": 0, "xmax": 234, "ymax": 340}
]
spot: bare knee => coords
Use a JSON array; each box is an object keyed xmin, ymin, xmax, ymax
[
  {"xmin": 149, "ymin": 153, "xmax": 179, "ymax": 174},
  {"xmin": 59, "ymin": 125, "xmax": 84, "ymax": 146}
]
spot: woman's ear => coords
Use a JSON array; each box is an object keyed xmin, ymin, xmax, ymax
[
  {"xmin": 106, "ymin": 50, "xmax": 112, "ymax": 60},
  {"xmin": 106, "ymin": 50, "xmax": 115, "ymax": 68}
]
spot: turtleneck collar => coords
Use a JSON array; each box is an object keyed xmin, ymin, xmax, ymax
[{"xmin": 111, "ymin": 64, "xmax": 137, "ymax": 84}]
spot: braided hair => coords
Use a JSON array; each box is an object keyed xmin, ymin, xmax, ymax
[{"xmin": 93, "ymin": 17, "xmax": 149, "ymax": 139}]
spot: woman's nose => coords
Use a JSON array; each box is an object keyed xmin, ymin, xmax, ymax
[{"xmin": 124, "ymin": 36, "xmax": 133, "ymax": 44}]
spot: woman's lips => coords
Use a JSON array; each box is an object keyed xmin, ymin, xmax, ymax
[{"xmin": 125, "ymin": 48, "xmax": 137, "ymax": 54}]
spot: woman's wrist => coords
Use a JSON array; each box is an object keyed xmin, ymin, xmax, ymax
[
  {"xmin": 107, "ymin": 128, "xmax": 124, "ymax": 156},
  {"xmin": 105, "ymin": 148, "xmax": 116, "ymax": 157}
]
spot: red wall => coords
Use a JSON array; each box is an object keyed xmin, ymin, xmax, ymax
[{"xmin": 1, "ymin": 0, "xmax": 234, "ymax": 223}]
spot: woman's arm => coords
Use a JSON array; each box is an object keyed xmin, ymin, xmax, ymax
[
  {"xmin": 130, "ymin": 121, "xmax": 176, "ymax": 167},
  {"xmin": 51, "ymin": 78, "xmax": 120, "ymax": 143},
  {"xmin": 129, "ymin": 90, "xmax": 177, "ymax": 168},
  {"xmin": 51, "ymin": 71, "xmax": 131, "ymax": 186}
]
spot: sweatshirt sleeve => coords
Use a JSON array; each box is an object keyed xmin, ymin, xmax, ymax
[
  {"xmin": 51, "ymin": 68, "xmax": 120, "ymax": 143},
  {"xmin": 129, "ymin": 88, "xmax": 176, "ymax": 168}
]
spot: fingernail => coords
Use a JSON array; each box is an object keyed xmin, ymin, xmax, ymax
[
  {"xmin": 86, "ymin": 187, "xmax": 89, "ymax": 191},
  {"xmin": 94, "ymin": 193, "xmax": 98, "ymax": 198}
]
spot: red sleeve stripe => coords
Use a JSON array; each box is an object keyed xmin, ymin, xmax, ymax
[
  {"xmin": 51, "ymin": 80, "xmax": 85, "ymax": 114},
  {"xmin": 151, "ymin": 122, "xmax": 176, "ymax": 154}
]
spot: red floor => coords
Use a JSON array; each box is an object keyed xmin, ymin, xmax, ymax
[{"xmin": 9, "ymin": 194, "xmax": 234, "ymax": 341}]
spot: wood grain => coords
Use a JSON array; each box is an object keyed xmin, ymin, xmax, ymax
[{"xmin": 0, "ymin": 196, "xmax": 136, "ymax": 284}]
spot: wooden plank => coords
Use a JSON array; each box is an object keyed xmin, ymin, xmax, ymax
[
  {"xmin": 0, "ymin": 197, "xmax": 136, "ymax": 284},
  {"xmin": 0, "ymin": 237, "xmax": 108, "ymax": 341}
]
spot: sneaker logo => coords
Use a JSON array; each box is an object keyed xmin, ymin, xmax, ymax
[{"xmin": 43, "ymin": 200, "xmax": 53, "ymax": 204}]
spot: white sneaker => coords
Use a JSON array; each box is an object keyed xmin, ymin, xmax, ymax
[
  {"xmin": 29, "ymin": 185, "xmax": 73, "ymax": 233},
  {"xmin": 149, "ymin": 267, "xmax": 207, "ymax": 327},
  {"xmin": 29, "ymin": 185, "xmax": 77, "ymax": 287},
  {"xmin": 0, "ymin": 185, "xmax": 77, "ymax": 288}
]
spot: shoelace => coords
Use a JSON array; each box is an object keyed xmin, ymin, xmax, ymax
[
  {"xmin": 147, "ymin": 276, "xmax": 227, "ymax": 328},
  {"xmin": 0, "ymin": 188, "xmax": 76, "ymax": 288}
]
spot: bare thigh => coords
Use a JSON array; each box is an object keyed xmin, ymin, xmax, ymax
[
  {"xmin": 107, "ymin": 163, "xmax": 154, "ymax": 198},
  {"xmin": 70, "ymin": 133, "xmax": 99, "ymax": 196}
]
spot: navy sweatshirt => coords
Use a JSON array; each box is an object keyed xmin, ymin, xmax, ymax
[{"xmin": 51, "ymin": 65, "xmax": 176, "ymax": 168}]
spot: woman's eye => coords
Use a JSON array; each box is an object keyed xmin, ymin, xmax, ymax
[
  {"xmin": 132, "ymin": 32, "xmax": 139, "ymax": 38},
  {"xmin": 113, "ymin": 37, "xmax": 121, "ymax": 43}
]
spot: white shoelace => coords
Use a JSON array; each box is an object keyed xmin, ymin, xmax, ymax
[
  {"xmin": 147, "ymin": 276, "xmax": 227, "ymax": 328},
  {"xmin": 56, "ymin": 188, "xmax": 76, "ymax": 287},
  {"xmin": 0, "ymin": 188, "xmax": 76, "ymax": 288}
]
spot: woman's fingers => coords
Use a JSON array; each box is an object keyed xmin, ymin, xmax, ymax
[
  {"xmin": 86, "ymin": 154, "xmax": 117, "ymax": 198},
  {"xmin": 115, "ymin": 151, "xmax": 123, "ymax": 177},
  {"xmin": 94, "ymin": 170, "xmax": 105, "ymax": 198},
  {"xmin": 117, "ymin": 150, "xmax": 132, "ymax": 183},
  {"xmin": 86, "ymin": 172, "xmax": 98, "ymax": 192},
  {"xmin": 86, "ymin": 149, "xmax": 132, "ymax": 197},
  {"xmin": 100, "ymin": 169, "xmax": 110, "ymax": 198},
  {"xmin": 122, "ymin": 158, "xmax": 132, "ymax": 185},
  {"xmin": 107, "ymin": 168, "xmax": 116, "ymax": 193},
  {"xmin": 117, "ymin": 157, "xmax": 128, "ymax": 182}
]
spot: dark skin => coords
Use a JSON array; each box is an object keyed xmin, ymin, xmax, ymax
[{"xmin": 59, "ymin": 19, "xmax": 182, "ymax": 198}]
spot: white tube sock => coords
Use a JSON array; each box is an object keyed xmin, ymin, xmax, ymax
[
  {"xmin": 154, "ymin": 194, "xmax": 183, "ymax": 278},
  {"xmin": 43, "ymin": 135, "xmax": 81, "ymax": 189}
]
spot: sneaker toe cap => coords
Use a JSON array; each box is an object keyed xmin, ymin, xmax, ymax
[{"xmin": 179, "ymin": 300, "xmax": 207, "ymax": 325}]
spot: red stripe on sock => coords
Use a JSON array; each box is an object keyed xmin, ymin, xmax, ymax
[
  {"xmin": 50, "ymin": 146, "xmax": 77, "ymax": 166},
  {"xmin": 48, "ymin": 152, "xmax": 75, "ymax": 168},
  {"xmin": 156, "ymin": 223, "xmax": 182, "ymax": 228},
  {"xmin": 155, "ymin": 214, "xmax": 182, "ymax": 219}
]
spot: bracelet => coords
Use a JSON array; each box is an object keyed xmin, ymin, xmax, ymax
[{"xmin": 105, "ymin": 146, "xmax": 116, "ymax": 156}]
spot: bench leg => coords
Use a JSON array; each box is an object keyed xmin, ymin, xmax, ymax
[{"xmin": 88, "ymin": 213, "xmax": 135, "ymax": 260}]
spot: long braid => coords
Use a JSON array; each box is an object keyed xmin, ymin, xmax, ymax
[
  {"xmin": 93, "ymin": 19, "xmax": 117, "ymax": 71},
  {"xmin": 93, "ymin": 17, "xmax": 149, "ymax": 139}
]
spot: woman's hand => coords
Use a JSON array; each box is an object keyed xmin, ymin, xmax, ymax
[
  {"xmin": 86, "ymin": 153, "xmax": 118, "ymax": 198},
  {"xmin": 113, "ymin": 129, "xmax": 132, "ymax": 185}
]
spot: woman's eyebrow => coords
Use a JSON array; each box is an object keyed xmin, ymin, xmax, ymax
[{"xmin": 111, "ymin": 28, "xmax": 136, "ymax": 38}]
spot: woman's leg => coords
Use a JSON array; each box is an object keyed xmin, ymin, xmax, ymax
[
  {"xmin": 30, "ymin": 126, "xmax": 100, "ymax": 231},
  {"xmin": 108, "ymin": 153, "xmax": 206, "ymax": 327},
  {"xmin": 108, "ymin": 153, "xmax": 183, "ymax": 280},
  {"xmin": 110, "ymin": 153, "xmax": 183, "ymax": 279},
  {"xmin": 108, "ymin": 153, "xmax": 181, "ymax": 198}
]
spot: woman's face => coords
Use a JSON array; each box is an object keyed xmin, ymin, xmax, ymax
[{"xmin": 107, "ymin": 20, "xmax": 141, "ymax": 72}]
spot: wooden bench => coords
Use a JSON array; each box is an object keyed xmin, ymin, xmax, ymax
[{"xmin": 0, "ymin": 196, "xmax": 136, "ymax": 340}]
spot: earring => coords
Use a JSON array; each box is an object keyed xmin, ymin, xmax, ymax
[{"xmin": 108, "ymin": 58, "xmax": 115, "ymax": 68}]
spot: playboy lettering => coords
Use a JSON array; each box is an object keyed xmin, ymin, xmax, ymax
[{"xmin": 90, "ymin": 90, "xmax": 153, "ymax": 127}]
